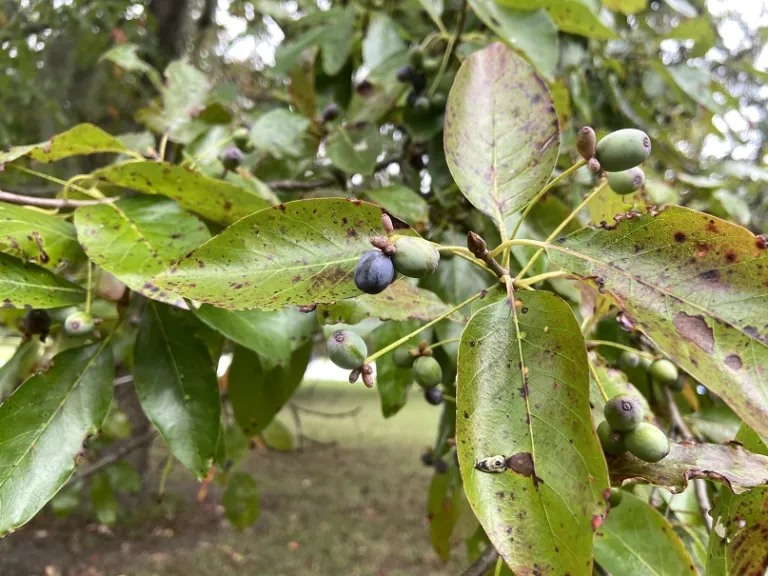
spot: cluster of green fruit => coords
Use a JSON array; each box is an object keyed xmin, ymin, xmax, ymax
[
  {"xmin": 597, "ymin": 393, "xmax": 670, "ymax": 463},
  {"xmin": 393, "ymin": 342, "xmax": 444, "ymax": 405},
  {"xmin": 576, "ymin": 127, "xmax": 651, "ymax": 194},
  {"xmin": 22, "ymin": 308, "xmax": 96, "ymax": 342},
  {"xmin": 396, "ymin": 47, "xmax": 446, "ymax": 113},
  {"xmin": 621, "ymin": 351, "xmax": 684, "ymax": 391}
]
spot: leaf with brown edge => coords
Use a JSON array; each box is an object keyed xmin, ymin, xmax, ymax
[
  {"xmin": 706, "ymin": 424, "xmax": 768, "ymax": 575},
  {"xmin": 547, "ymin": 206, "xmax": 768, "ymax": 438},
  {"xmin": 608, "ymin": 441, "xmax": 768, "ymax": 495},
  {"xmin": 316, "ymin": 282, "xmax": 455, "ymax": 325},
  {"xmin": 456, "ymin": 291, "xmax": 609, "ymax": 575},
  {"xmin": 153, "ymin": 198, "xmax": 416, "ymax": 311},
  {"xmin": 444, "ymin": 42, "xmax": 560, "ymax": 228}
]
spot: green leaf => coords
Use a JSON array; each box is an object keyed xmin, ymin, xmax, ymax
[
  {"xmin": 603, "ymin": 0, "xmax": 647, "ymax": 14},
  {"xmin": 417, "ymin": 0, "xmax": 445, "ymax": 31},
  {"xmin": 0, "ymin": 202, "xmax": 85, "ymax": 269},
  {"xmin": 248, "ymin": 109, "xmax": 311, "ymax": 159},
  {"xmin": 468, "ymin": 1, "xmax": 558, "ymax": 82},
  {"xmin": 456, "ymin": 292, "xmax": 609, "ymax": 574},
  {"xmin": 194, "ymin": 305, "xmax": 316, "ymax": 366},
  {"xmin": 547, "ymin": 206, "xmax": 768, "ymax": 438},
  {"xmin": 92, "ymin": 161, "xmax": 272, "ymax": 225},
  {"xmin": 106, "ymin": 461, "xmax": 141, "ymax": 494},
  {"xmin": 421, "ymin": 252, "xmax": 494, "ymax": 306},
  {"xmin": 428, "ymin": 459, "xmax": 463, "ymax": 561},
  {"xmin": 154, "ymin": 198, "xmax": 416, "ymax": 310},
  {"xmin": 665, "ymin": 16, "xmax": 716, "ymax": 49},
  {"xmin": 608, "ymin": 441, "xmax": 768, "ymax": 494},
  {"xmin": 228, "ymin": 343, "xmax": 311, "ymax": 436},
  {"xmin": 326, "ymin": 124, "xmax": 382, "ymax": 175},
  {"xmin": 0, "ymin": 341, "xmax": 114, "ymax": 536},
  {"xmin": 348, "ymin": 53, "xmax": 410, "ymax": 123},
  {"xmin": 162, "ymin": 61, "xmax": 212, "ymax": 140},
  {"xmin": 594, "ymin": 492, "xmax": 696, "ymax": 576},
  {"xmin": 133, "ymin": 302, "xmax": 221, "ymax": 478},
  {"xmin": 225, "ymin": 171, "xmax": 281, "ymax": 206},
  {"xmin": 261, "ymin": 418, "xmax": 295, "ymax": 451},
  {"xmin": 0, "ymin": 123, "xmax": 129, "ymax": 166},
  {"xmin": 223, "ymin": 472, "xmax": 260, "ymax": 530},
  {"xmin": 50, "ymin": 481, "xmax": 82, "ymax": 518},
  {"xmin": 666, "ymin": 65, "xmax": 721, "ymax": 113},
  {"xmin": 274, "ymin": 27, "xmax": 328, "ymax": 74},
  {"xmin": 444, "ymin": 42, "xmax": 560, "ymax": 228},
  {"xmin": 588, "ymin": 182, "xmax": 638, "ymax": 225},
  {"xmin": 364, "ymin": 185, "xmax": 429, "ymax": 228},
  {"xmin": 664, "ymin": 0, "xmax": 697, "ymax": 17},
  {"xmin": 0, "ymin": 253, "xmax": 85, "ymax": 309},
  {"xmin": 371, "ymin": 320, "xmax": 420, "ymax": 418},
  {"xmin": 320, "ymin": 6, "xmax": 355, "ymax": 75},
  {"xmin": 288, "ymin": 53, "xmax": 317, "ymax": 119},
  {"xmin": 706, "ymin": 424, "xmax": 768, "ymax": 575},
  {"xmin": 317, "ymin": 282, "xmax": 453, "ymax": 325},
  {"xmin": 362, "ymin": 14, "xmax": 406, "ymax": 70},
  {"xmin": 0, "ymin": 339, "xmax": 40, "ymax": 400},
  {"xmin": 100, "ymin": 43, "xmax": 162, "ymax": 91},
  {"xmin": 74, "ymin": 196, "xmax": 209, "ymax": 305},
  {"xmin": 91, "ymin": 472, "xmax": 118, "ymax": 526},
  {"xmin": 496, "ymin": 0, "xmax": 617, "ymax": 39}
]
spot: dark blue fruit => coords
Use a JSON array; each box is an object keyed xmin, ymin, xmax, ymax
[
  {"xmin": 424, "ymin": 387, "xmax": 444, "ymax": 405},
  {"xmin": 434, "ymin": 458, "xmax": 448, "ymax": 474},
  {"xmin": 23, "ymin": 309, "xmax": 51, "ymax": 341},
  {"xmin": 221, "ymin": 147, "xmax": 243, "ymax": 171},
  {"xmin": 421, "ymin": 450, "xmax": 435, "ymax": 466},
  {"xmin": 354, "ymin": 250, "xmax": 394, "ymax": 294},
  {"xmin": 396, "ymin": 65, "xmax": 416, "ymax": 83}
]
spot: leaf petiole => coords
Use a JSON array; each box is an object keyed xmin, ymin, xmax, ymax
[
  {"xmin": 587, "ymin": 340, "xmax": 656, "ymax": 360},
  {"xmin": 427, "ymin": 338, "xmax": 461, "ymax": 351}
]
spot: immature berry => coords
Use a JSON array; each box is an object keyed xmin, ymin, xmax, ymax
[
  {"xmin": 22, "ymin": 309, "xmax": 51, "ymax": 341},
  {"xmin": 576, "ymin": 126, "xmax": 596, "ymax": 160},
  {"xmin": 619, "ymin": 350, "xmax": 641, "ymax": 370},
  {"xmin": 396, "ymin": 65, "xmax": 416, "ymax": 83},
  {"xmin": 233, "ymin": 127, "xmax": 251, "ymax": 151},
  {"xmin": 607, "ymin": 167, "xmax": 645, "ymax": 195},
  {"xmin": 413, "ymin": 96, "xmax": 431, "ymax": 112},
  {"xmin": 322, "ymin": 102, "xmax": 340, "ymax": 122},
  {"xmin": 604, "ymin": 394, "xmax": 643, "ymax": 432},
  {"xmin": 650, "ymin": 359, "xmax": 678, "ymax": 386},
  {"xmin": 326, "ymin": 330, "xmax": 368, "ymax": 369},
  {"xmin": 424, "ymin": 387, "xmax": 444, "ymax": 405},
  {"xmin": 392, "ymin": 237, "xmax": 440, "ymax": 278},
  {"xmin": 354, "ymin": 250, "xmax": 395, "ymax": 294},
  {"xmin": 408, "ymin": 47, "xmax": 424, "ymax": 69},
  {"xmin": 221, "ymin": 147, "xmax": 243, "ymax": 171},
  {"xmin": 423, "ymin": 57, "xmax": 440, "ymax": 73},
  {"xmin": 608, "ymin": 488, "xmax": 623, "ymax": 507},
  {"xmin": 430, "ymin": 93, "xmax": 447, "ymax": 108},
  {"xmin": 413, "ymin": 356, "xmax": 442, "ymax": 389},
  {"xmin": 597, "ymin": 420, "xmax": 626, "ymax": 456},
  {"xmin": 63, "ymin": 311, "xmax": 95, "ymax": 336},
  {"xmin": 595, "ymin": 129, "xmax": 651, "ymax": 172},
  {"xmin": 625, "ymin": 422, "xmax": 670, "ymax": 463},
  {"xmin": 393, "ymin": 346, "xmax": 416, "ymax": 369}
]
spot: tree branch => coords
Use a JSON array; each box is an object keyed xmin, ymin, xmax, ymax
[
  {"xmin": 67, "ymin": 430, "xmax": 157, "ymax": 486},
  {"xmin": 462, "ymin": 545, "xmax": 500, "ymax": 576},
  {"xmin": 0, "ymin": 189, "xmax": 114, "ymax": 208}
]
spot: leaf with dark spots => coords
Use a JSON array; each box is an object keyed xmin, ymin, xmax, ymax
[
  {"xmin": 0, "ymin": 123, "xmax": 128, "ymax": 165},
  {"xmin": 594, "ymin": 493, "xmax": 696, "ymax": 576},
  {"xmin": 317, "ymin": 282, "xmax": 455, "ymax": 325},
  {"xmin": 707, "ymin": 424, "xmax": 768, "ymax": 575},
  {"xmin": 0, "ymin": 252, "xmax": 85, "ymax": 309},
  {"xmin": 547, "ymin": 206, "xmax": 768, "ymax": 438},
  {"xmin": 92, "ymin": 161, "xmax": 272, "ymax": 225},
  {"xmin": 608, "ymin": 441, "xmax": 768, "ymax": 495},
  {"xmin": 457, "ymin": 292, "xmax": 608, "ymax": 574},
  {"xmin": 153, "ymin": 198, "xmax": 417, "ymax": 311},
  {"xmin": 74, "ymin": 196, "xmax": 210, "ymax": 306},
  {"xmin": 444, "ymin": 42, "xmax": 560, "ymax": 228}
]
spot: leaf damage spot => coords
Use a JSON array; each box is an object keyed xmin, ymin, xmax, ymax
[
  {"xmin": 506, "ymin": 452, "xmax": 542, "ymax": 487},
  {"xmin": 674, "ymin": 232, "xmax": 687, "ymax": 243},
  {"xmin": 673, "ymin": 312, "xmax": 714, "ymax": 354},
  {"xmin": 724, "ymin": 354, "xmax": 743, "ymax": 372}
]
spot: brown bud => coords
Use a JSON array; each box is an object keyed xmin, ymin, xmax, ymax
[
  {"xmin": 418, "ymin": 340, "xmax": 429, "ymax": 352},
  {"xmin": 381, "ymin": 213, "xmax": 394, "ymax": 234},
  {"xmin": 370, "ymin": 236, "xmax": 396, "ymax": 256},
  {"xmin": 349, "ymin": 368, "xmax": 362, "ymax": 383},
  {"xmin": 576, "ymin": 127, "xmax": 597, "ymax": 160},
  {"xmin": 362, "ymin": 372, "xmax": 374, "ymax": 388},
  {"xmin": 467, "ymin": 231, "xmax": 486, "ymax": 256},
  {"xmin": 361, "ymin": 363, "xmax": 374, "ymax": 375},
  {"xmin": 587, "ymin": 157, "xmax": 601, "ymax": 173}
]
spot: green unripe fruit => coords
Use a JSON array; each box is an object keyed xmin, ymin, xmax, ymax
[
  {"xmin": 595, "ymin": 129, "xmax": 651, "ymax": 172},
  {"xmin": 650, "ymin": 359, "xmax": 678, "ymax": 386},
  {"xmin": 409, "ymin": 47, "xmax": 424, "ymax": 69},
  {"xmin": 604, "ymin": 394, "xmax": 644, "ymax": 432},
  {"xmin": 233, "ymin": 127, "xmax": 251, "ymax": 151},
  {"xmin": 392, "ymin": 237, "xmax": 440, "ymax": 278},
  {"xmin": 413, "ymin": 356, "xmax": 442, "ymax": 389},
  {"xmin": 576, "ymin": 126, "xmax": 596, "ymax": 160},
  {"xmin": 430, "ymin": 93, "xmax": 447, "ymax": 108},
  {"xmin": 64, "ymin": 311, "xmax": 95, "ymax": 335},
  {"xmin": 327, "ymin": 330, "xmax": 367, "ymax": 369},
  {"xmin": 640, "ymin": 356, "xmax": 654, "ymax": 371},
  {"xmin": 608, "ymin": 488, "xmax": 623, "ymax": 507},
  {"xmin": 669, "ymin": 375, "xmax": 686, "ymax": 392},
  {"xmin": 625, "ymin": 422, "xmax": 670, "ymax": 463},
  {"xmin": 597, "ymin": 420, "xmax": 626, "ymax": 456},
  {"xmin": 423, "ymin": 57, "xmax": 440, "ymax": 73},
  {"xmin": 619, "ymin": 350, "xmax": 641, "ymax": 370},
  {"xmin": 393, "ymin": 346, "xmax": 416, "ymax": 369},
  {"xmin": 413, "ymin": 96, "xmax": 431, "ymax": 112},
  {"xmin": 607, "ymin": 167, "xmax": 645, "ymax": 195}
]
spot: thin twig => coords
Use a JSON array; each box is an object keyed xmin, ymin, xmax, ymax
[
  {"xmin": 0, "ymin": 189, "xmax": 114, "ymax": 208},
  {"xmin": 67, "ymin": 430, "xmax": 157, "ymax": 485},
  {"xmin": 462, "ymin": 545, "xmax": 500, "ymax": 576},
  {"xmin": 289, "ymin": 403, "xmax": 362, "ymax": 418}
]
